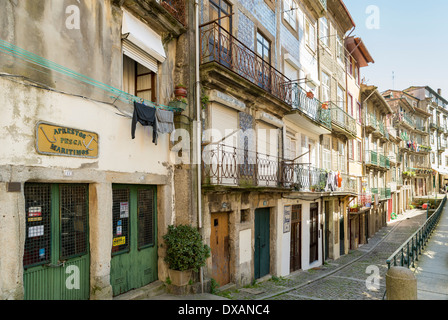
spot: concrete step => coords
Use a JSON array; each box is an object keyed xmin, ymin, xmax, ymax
[{"xmin": 113, "ymin": 280, "xmax": 167, "ymax": 300}]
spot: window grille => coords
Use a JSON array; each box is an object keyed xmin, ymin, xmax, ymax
[
  {"xmin": 137, "ymin": 189, "xmax": 155, "ymax": 249},
  {"xmin": 59, "ymin": 184, "xmax": 88, "ymax": 260},
  {"xmin": 112, "ymin": 188, "xmax": 130, "ymax": 254},
  {"xmin": 23, "ymin": 183, "xmax": 52, "ymax": 268}
]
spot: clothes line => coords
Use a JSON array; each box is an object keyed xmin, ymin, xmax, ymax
[{"xmin": 0, "ymin": 38, "xmax": 184, "ymax": 112}]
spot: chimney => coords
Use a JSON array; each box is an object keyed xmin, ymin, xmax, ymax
[{"xmin": 438, "ymin": 88, "xmax": 442, "ymax": 96}]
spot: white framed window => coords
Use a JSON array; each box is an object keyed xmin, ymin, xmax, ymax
[
  {"xmin": 322, "ymin": 136, "xmax": 331, "ymax": 170},
  {"xmin": 305, "ymin": 19, "xmax": 316, "ymax": 52},
  {"xmin": 319, "ymin": 17, "xmax": 329, "ymax": 47},
  {"xmin": 336, "ymin": 34, "xmax": 344, "ymax": 65},
  {"xmin": 337, "ymin": 85, "xmax": 345, "ymax": 110},
  {"xmin": 285, "ymin": 132, "xmax": 297, "ymax": 161},
  {"xmin": 321, "ymin": 71, "xmax": 330, "ymax": 103},
  {"xmin": 283, "ymin": 0, "xmax": 297, "ymax": 30}
]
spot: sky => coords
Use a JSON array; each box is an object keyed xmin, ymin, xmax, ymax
[{"xmin": 343, "ymin": 0, "xmax": 448, "ymax": 97}]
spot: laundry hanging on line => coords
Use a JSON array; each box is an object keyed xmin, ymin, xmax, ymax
[
  {"xmin": 131, "ymin": 101, "xmax": 158, "ymax": 144},
  {"xmin": 156, "ymin": 108, "xmax": 175, "ymax": 134},
  {"xmin": 131, "ymin": 101, "xmax": 175, "ymax": 144}
]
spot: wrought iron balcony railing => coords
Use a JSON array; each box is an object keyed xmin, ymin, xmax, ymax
[
  {"xmin": 200, "ymin": 22, "xmax": 292, "ymax": 106},
  {"xmin": 330, "ymin": 104, "xmax": 357, "ymax": 137},
  {"xmin": 199, "ymin": 22, "xmax": 332, "ymax": 130},
  {"xmin": 161, "ymin": 0, "xmax": 187, "ymax": 26},
  {"xmin": 291, "ymin": 84, "xmax": 331, "ymax": 130},
  {"xmin": 202, "ymin": 143, "xmax": 356, "ymax": 193},
  {"xmin": 365, "ymin": 150, "xmax": 378, "ymax": 166},
  {"xmin": 359, "ymin": 193, "xmax": 372, "ymax": 207},
  {"xmin": 202, "ymin": 143, "xmax": 283, "ymax": 188}
]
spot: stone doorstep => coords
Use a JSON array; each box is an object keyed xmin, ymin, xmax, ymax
[{"xmin": 113, "ymin": 280, "xmax": 167, "ymax": 300}]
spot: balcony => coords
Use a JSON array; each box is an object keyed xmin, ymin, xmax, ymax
[
  {"xmin": 403, "ymin": 113, "xmax": 415, "ymax": 128},
  {"xmin": 365, "ymin": 150, "xmax": 378, "ymax": 167},
  {"xmin": 200, "ymin": 22, "xmax": 333, "ymax": 131},
  {"xmin": 202, "ymin": 143, "xmax": 284, "ymax": 188},
  {"xmin": 200, "ymin": 22, "xmax": 292, "ymax": 107},
  {"xmin": 202, "ymin": 143, "xmax": 356, "ymax": 194},
  {"xmin": 364, "ymin": 113, "xmax": 377, "ymax": 133},
  {"xmin": 161, "ymin": 0, "xmax": 187, "ymax": 26},
  {"xmin": 401, "ymin": 140, "xmax": 431, "ymax": 154},
  {"xmin": 430, "ymin": 122, "xmax": 438, "ymax": 131},
  {"xmin": 379, "ymin": 188, "xmax": 392, "ymax": 200},
  {"xmin": 290, "ymin": 84, "xmax": 332, "ymax": 130},
  {"xmin": 359, "ymin": 193, "xmax": 372, "ymax": 207},
  {"xmin": 438, "ymin": 141, "xmax": 447, "ymax": 152},
  {"xmin": 303, "ymin": 0, "xmax": 327, "ymax": 17},
  {"xmin": 330, "ymin": 104, "xmax": 357, "ymax": 139}
]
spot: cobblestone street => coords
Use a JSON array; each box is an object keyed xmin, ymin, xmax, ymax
[{"xmin": 214, "ymin": 209, "xmax": 428, "ymax": 301}]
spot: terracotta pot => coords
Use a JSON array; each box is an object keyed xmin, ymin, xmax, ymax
[
  {"xmin": 168, "ymin": 269, "xmax": 192, "ymax": 286},
  {"xmin": 306, "ymin": 91, "xmax": 314, "ymax": 99},
  {"xmin": 174, "ymin": 86, "xmax": 187, "ymax": 98}
]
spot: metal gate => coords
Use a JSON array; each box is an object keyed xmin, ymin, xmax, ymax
[
  {"xmin": 110, "ymin": 185, "xmax": 158, "ymax": 296},
  {"xmin": 23, "ymin": 183, "xmax": 90, "ymax": 300}
]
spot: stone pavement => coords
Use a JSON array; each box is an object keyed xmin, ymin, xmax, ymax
[
  {"xmin": 146, "ymin": 208, "xmax": 431, "ymax": 301},
  {"xmin": 413, "ymin": 202, "xmax": 448, "ymax": 300}
]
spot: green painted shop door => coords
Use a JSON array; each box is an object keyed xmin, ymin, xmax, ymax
[
  {"xmin": 254, "ymin": 208, "xmax": 270, "ymax": 279},
  {"xmin": 110, "ymin": 185, "xmax": 158, "ymax": 296},
  {"xmin": 23, "ymin": 183, "xmax": 90, "ymax": 300}
]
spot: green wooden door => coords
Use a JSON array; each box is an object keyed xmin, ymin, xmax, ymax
[
  {"xmin": 110, "ymin": 185, "xmax": 158, "ymax": 296},
  {"xmin": 254, "ymin": 208, "xmax": 270, "ymax": 279},
  {"xmin": 23, "ymin": 183, "xmax": 90, "ymax": 300}
]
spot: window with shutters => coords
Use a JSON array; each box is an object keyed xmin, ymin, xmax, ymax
[
  {"xmin": 283, "ymin": 0, "xmax": 297, "ymax": 30},
  {"xmin": 319, "ymin": 17, "xmax": 329, "ymax": 47},
  {"xmin": 338, "ymin": 141, "xmax": 346, "ymax": 172},
  {"xmin": 285, "ymin": 133, "xmax": 297, "ymax": 161},
  {"xmin": 358, "ymin": 141, "xmax": 362, "ymax": 162},
  {"xmin": 321, "ymin": 71, "xmax": 330, "ymax": 103},
  {"xmin": 348, "ymin": 140, "xmax": 354, "ymax": 160},
  {"xmin": 305, "ymin": 19, "xmax": 316, "ymax": 52},
  {"xmin": 322, "ymin": 136, "xmax": 331, "ymax": 170},
  {"xmin": 123, "ymin": 55, "xmax": 156, "ymax": 102}
]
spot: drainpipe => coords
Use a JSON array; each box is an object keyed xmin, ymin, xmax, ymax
[{"xmin": 195, "ymin": 0, "xmax": 204, "ymax": 293}]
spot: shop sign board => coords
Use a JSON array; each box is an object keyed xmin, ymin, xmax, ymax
[{"xmin": 36, "ymin": 121, "xmax": 99, "ymax": 158}]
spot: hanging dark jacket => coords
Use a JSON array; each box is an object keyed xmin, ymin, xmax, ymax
[{"xmin": 131, "ymin": 101, "xmax": 158, "ymax": 144}]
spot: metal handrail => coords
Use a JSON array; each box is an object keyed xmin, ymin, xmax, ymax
[{"xmin": 386, "ymin": 195, "xmax": 447, "ymax": 270}]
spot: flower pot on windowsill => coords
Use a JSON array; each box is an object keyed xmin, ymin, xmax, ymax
[{"xmin": 168, "ymin": 269, "xmax": 192, "ymax": 287}]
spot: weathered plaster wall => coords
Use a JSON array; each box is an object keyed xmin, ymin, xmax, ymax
[{"xmin": 0, "ymin": 76, "xmax": 171, "ymax": 174}]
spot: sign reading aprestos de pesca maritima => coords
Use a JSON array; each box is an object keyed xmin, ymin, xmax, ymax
[{"xmin": 36, "ymin": 121, "xmax": 99, "ymax": 158}]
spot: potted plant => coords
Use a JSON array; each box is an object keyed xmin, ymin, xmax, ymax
[
  {"xmin": 174, "ymin": 84, "xmax": 187, "ymax": 98},
  {"xmin": 163, "ymin": 224, "xmax": 210, "ymax": 286},
  {"xmin": 168, "ymin": 97, "xmax": 188, "ymax": 110}
]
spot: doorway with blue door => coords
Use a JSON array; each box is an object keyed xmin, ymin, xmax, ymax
[{"xmin": 254, "ymin": 207, "xmax": 270, "ymax": 279}]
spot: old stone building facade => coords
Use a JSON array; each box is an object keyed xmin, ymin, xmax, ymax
[{"xmin": 1, "ymin": 0, "xmax": 444, "ymax": 300}]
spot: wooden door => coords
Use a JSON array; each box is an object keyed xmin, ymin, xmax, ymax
[
  {"xmin": 339, "ymin": 212, "xmax": 345, "ymax": 256},
  {"xmin": 254, "ymin": 208, "xmax": 270, "ymax": 279},
  {"xmin": 290, "ymin": 205, "xmax": 302, "ymax": 272},
  {"xmin": 110, "ymin": 185, "xmax": 158, "ymax": 296},
  {"xmin": 23, "ymin": 183, "xmax": 90, "ymax": 300},
  {"xmin": 324, "ymin": 201, "xmax": 330, "ymax": 260},
  {"xmin": 210, "ymin": 213, "xmax": 230, "ymax": 286},
  {"xmin": 309, "ymin": 203, "xmax": 319, "ymax": 263}
]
